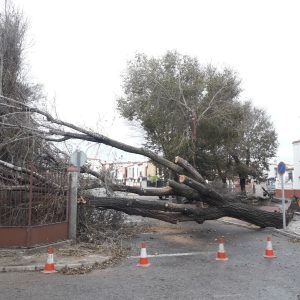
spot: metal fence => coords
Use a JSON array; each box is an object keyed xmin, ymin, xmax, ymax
[{"xmin": 0, "ymin": 166, "xmax": 69, "ymax": 227}]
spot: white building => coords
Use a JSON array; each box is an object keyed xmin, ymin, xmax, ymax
[
  {"xmin": 102, "ymin": 160, "xmax": 159, "ymax": 188},
  {"xmin": 271, "ymin": 140, "xmax": 300, "ymax": 198},
  {"xmin": 292, "ymin": 140, "xmax": 300, "ymax": 193}
]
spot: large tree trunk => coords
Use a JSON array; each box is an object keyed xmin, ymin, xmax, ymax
[
  {"xmin": 87, "ymin": 196, "xmax": 226, "ymax": 224},
  {"xmin": 86, "ymin": 195, "xmax": 295, "ymax": 228},
  {"xmin": 81, "ymin": 168, "xmax": 296, "ymax": 228}
]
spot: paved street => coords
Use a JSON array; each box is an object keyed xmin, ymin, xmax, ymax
[{"xmin": 1, "ymin": 220, "xmax": 300, "ymax": 300}]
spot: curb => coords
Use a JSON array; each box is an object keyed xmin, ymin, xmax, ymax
[
  {"xmin": 219, "ymin": 219, "xmax": 300, "ymax": 240},
  {"xmin": 273, "ymin": 229, "xmax": 300, "ymax": 240},
  {"xmin": 218, "ymin": 219, "xmax": 259, "ymax": 230},
  {"xmin": 1, "ymin": 264, "xmax": 44, "ymax": 272},
  {"xmin": 1, "ymin": 256, "xmax": 110, "ymax": 273}
]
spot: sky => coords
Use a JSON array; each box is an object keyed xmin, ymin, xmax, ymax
[{"xmin": 12, "ymin": 0, "xmax": 300, "ymax": 164}]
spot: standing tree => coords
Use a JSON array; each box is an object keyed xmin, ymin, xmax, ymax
[
  {"xmin": 226, "ymin": 101, "xmax": 278, "ymax": 192},
  {"xmin": 194, "ymin": 100, "xmax": 278, "ymax": 192},
  {"xmin": 193, "ymin": 104, "xmax": 239, "ymax": 183},
  {"xmin": 118, "ymin": 52, "xmax": 278, "ymax": 192},
  {"xmin": 117, "ymin": 51, "xmax": 241, "ymax": 166}
]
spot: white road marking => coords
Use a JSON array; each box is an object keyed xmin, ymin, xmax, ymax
[
  {"xmin": 213, "ymin": 295, "xmax": 241, "ymax": 298},
  {"xmin": 129, "ymin": 251, "xmax": 214, "ymax": 258}
]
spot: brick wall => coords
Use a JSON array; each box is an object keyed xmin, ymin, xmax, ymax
[{"xmin": 275, "ymin": 189, "xmax": 300, "ymax": 198}]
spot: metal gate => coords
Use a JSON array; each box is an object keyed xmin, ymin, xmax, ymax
[{"xmin": 0, "ymin": 165, "xmax": 69, "ymax": 248}]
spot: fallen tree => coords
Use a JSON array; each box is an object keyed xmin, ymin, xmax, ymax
[
  {"xmin": 0, "ymin": 95, "xmax": 297, "ymax": 229},
  {"xmin": 82, "ymin": 166, "xmax": 297, "ymax": 228}
]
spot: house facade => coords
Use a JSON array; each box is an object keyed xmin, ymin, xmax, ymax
[{"xmin": 103, "ymin": 160, "xmax": 159, "ymax": 188}]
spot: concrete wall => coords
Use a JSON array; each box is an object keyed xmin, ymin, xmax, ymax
[{"xmin": 146, "ymin": 162, "xmax": 157, "ymax": 177}]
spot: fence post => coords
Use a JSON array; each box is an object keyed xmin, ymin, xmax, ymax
[{"xmin": 67, "ymin": 166, "xmax": 79, "ymax": 241}]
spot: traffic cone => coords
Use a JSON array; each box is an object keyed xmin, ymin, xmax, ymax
[
  {"xmin": 137, "ymin": 241, "xmax": 150, "ymax": 267},
  {"xmin": 216, "ymin": 238, "xmax": 228, "ymax": 261},
  {"xmin": 264, "ymin": 236, "xmax": 277, "ymax": 259},
  {"xmin": 42, "ymin": 247, "xmax": 57, "ymax": 273}
]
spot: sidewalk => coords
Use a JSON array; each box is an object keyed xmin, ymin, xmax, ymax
[
  {"xmin": 220, "ymin": 203, "xmax": 300, "ymax": 239},
  {"xmin": 285, "ymin": 213, "xmax": 300, "ymax": 235},
  {"xmin": 0, "ymin": 242, "xmax": 110, "ymax": 272}
]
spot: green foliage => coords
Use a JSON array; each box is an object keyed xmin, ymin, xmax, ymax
[
  {"xmin": 227, "ymin": 101, "xmax": 278, "ymax": 179},
  {"xmin": 149, "ymin": 175, "xmax": 158, "ymax": 184},
  {"xmin": 118, "ymin": 51, "xmax": 278, "ymax": 185},
  {"xmin": 118, "ymin": 51, "xmax": 241, "ymax": 161}
]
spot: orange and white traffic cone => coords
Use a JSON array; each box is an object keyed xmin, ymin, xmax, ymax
[
  {"xmin": 216, "ymin": 238, "xmax": 228, "ymax": 261},
  {"xmin": 264, "ymin": 236, "xmax": 277, "ymax": 259},
  {"xmin": 42, "ymin": 247, "xmax": 57, "ymax": 273},
  {"xmin": 137, "ymin": 241, "xmax": 150, "ymax": 267}
]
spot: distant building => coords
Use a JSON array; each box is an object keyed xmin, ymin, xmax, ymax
[
  {"xmin": 293, "ymin": 140, "xmax": 300, "ymax": 196},
  {"xmin": 103, "ymin": 160, "xmax": 162, "ymax": 188},
  {"xmin": 270, "ymin": 140, "xmax": 300, "ymax": 198}
]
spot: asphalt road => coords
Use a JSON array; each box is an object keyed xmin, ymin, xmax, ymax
[{"xmin": 1, "ymin": 220, "xmax": 300, "ymax": 300}]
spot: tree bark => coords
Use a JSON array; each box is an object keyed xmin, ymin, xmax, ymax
[
  {"xmin": 87, "ymin": 196, "xmax": 226, "ymax": 224},
  {"xmin": 239, "ymin": 175, "xmax": 246, "ymax": 194},
  {"xmin": 175, "ymin": 156, "xmax": 205, "ymax": 183},
  {"xmin": 178, "ymin": 174, "xmax": 288, "ymax": 228}
]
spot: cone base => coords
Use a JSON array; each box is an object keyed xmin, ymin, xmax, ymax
[
  {"xmin": 42, "ymin": 270, "xmax": 57, "ymax": 274},
  {"xmin": 42, "ymin": 264, "xmax": 57, "ymax": 273},
  {"xmin": 137, "ymin": 263, "xmax": 151, "ymax": 267},
  {"xmin": 264, "ymin": 254, "xmax": 277, "ymax": 259},
  {"xmin": 216, "ymin": 257, "xmax": 228, "ymax": 261}
]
